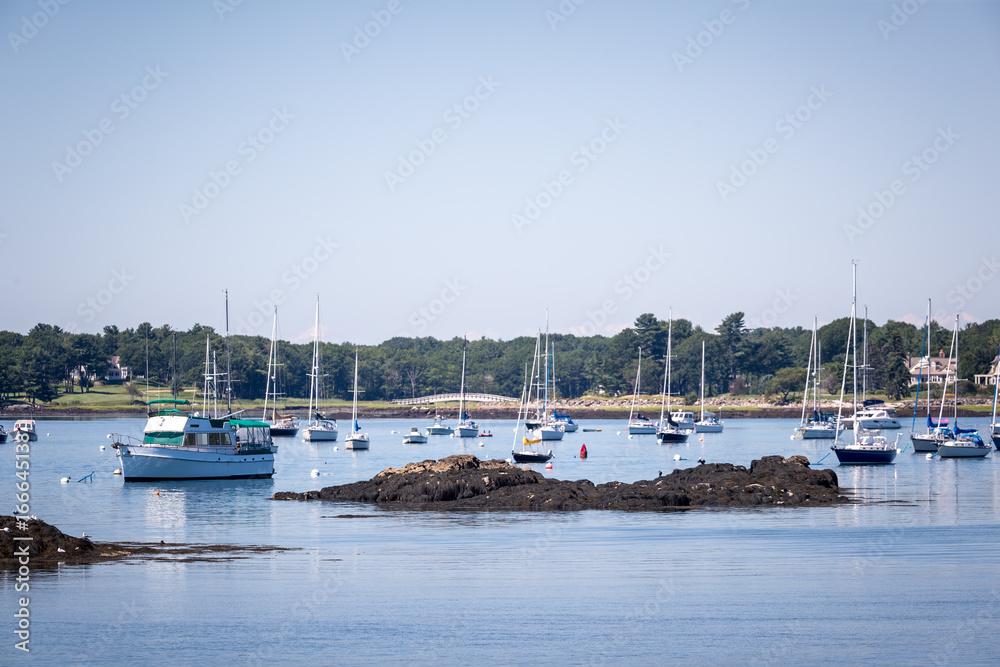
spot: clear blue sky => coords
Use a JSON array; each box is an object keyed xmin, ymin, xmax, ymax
[{"xmin": 2, "ymin": 0, "xmax": 998, "ymax": 343}]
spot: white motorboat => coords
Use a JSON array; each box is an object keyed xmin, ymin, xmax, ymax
[
  {"xmin": 553, "ymin": 413, "xmax": 579, "ymax": 432},
  {"xmin": 402, "ymin": 427, "xmax": 427, "ymax": 444},
  {"xmin": 12, "ymin": 419, "xmax": 37, "ymax": 442},
  {"xmin": 670, "ymin": 411, "xmax": 696, "ymax": 430},
  {"xmin": 856, "ymin": 408, "xmax": 901, "ymax": 430},
  {"xmin": 344, "ymin": 350, "xmax": 369, "ymax": 450},
  {"xmin": 303, "ymin": 297, "xmax": 338, "ymax": 442},
  {"xmin": 113, "ymin": 400, "xmax": 276, "ymax": 480},
  {"xmin": 426, "ymin": 415, "xmax": 454, "ymax": 436},
  {"xmin": 800, "ymin": 422, "xmax": 837, "ymax": 439}
]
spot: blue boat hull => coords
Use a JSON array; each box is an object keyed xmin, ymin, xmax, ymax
[{"xmin": 831, "ymin": 446, "xmax": 897, "ymax": 465}]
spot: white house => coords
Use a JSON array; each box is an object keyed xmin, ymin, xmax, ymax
[
  {"xmin": 974, "ymin": 356, "xmax": 999, "ymax": 386},
  {"xmin": 908, "ymin": 355, "xmax": 957, "ymax": 386}
]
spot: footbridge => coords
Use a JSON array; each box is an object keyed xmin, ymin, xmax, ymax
[{"xmin": 391, "ymin": 393, "xmax": 519, "ymax": 405}]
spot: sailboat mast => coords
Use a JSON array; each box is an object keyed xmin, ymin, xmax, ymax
[
  {"xmin": 203, "ymin": 334, "xmax": 211, "ymax": 415},
  {"xmin": 658, "ymin": 314, "xmax": 670, "ymax": 426},
  {"xmin": 954, "ymin": 314, "xmax": 961, "ymax": 424},
  {"xmin": 817, "ymin": 339, "xmax": 823, "ymax": 416},
  {"xmin": 458, "ymin": 337, "xmax": 467, "ymax": 423},
  {"xmin": 224, "ymin": 289, "xmax": 232, "ymax": 415},
  {"xmin": 913, "ymin": 298, "xmax": 930, "ymax": 431},
  {"xmin": 851, "ymin": 262, "xmax": 859, "ymax": 445},
  {"xmin": 862, "ymin": 306, "xmax": 868, "ymax": 404},
  {"xmin": 700, "ymin": 340, "xmax": 706, "ymax": 422},
  {"xmin": 264, "ymin": 308, "xmax": 277, "ymax": 422},
  {"xmin": 937, "ymin": 320, "xmax": 957, "ymax": 428},
  {"xmin": 629, "ymin": 347, "xmax": 642, "ymax": 423},
  {"xmin": 991, "ymin": 336, "xmax": 1000, "ymax": 427},
  {"xmin": 308, "ymin": 296, "xmax": 319, "ymax": 421},
  {"xmin": 667, "ymin": 316, "xmax": 673, "ymax": 416},
  {"xmin": 801, "ymin": 320, "xmax": 815, "ymax": 427},
  {"xmin": 352, "ymin": 349, "xmax": 360, "ymax": 426}
]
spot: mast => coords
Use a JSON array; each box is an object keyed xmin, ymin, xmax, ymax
[
  {"xmin": 351, "ymin": 348, "xmax": 360, "ymax": 431},
  {"xmin": 308, "ymin": 296, "xmax": 319, "ymax": 423},
  {"xmin": 542, "ymin": 316, "xmax": 550, "ymax": 422},
  {"xmin": 667, "ymin": 316, "xmax": 673, "ymax": 417},
  {"xmin": 700, "ymin": 340, "xmax": 706, "ymax": 422},
  {"xmin": 936, "ymin": 319, "xmax": 957, "ymax": 430},
  {"xmin": 816, "ymin": 338, "xmax": 822, "ymax": 418},
  {"xmin": 991, "ymin": 335, "xmax": 1000, "ymax": 428},
  {"xmin": 224, "ymin": 289, "xmax": 232, "ymax": 415},
  {"xmin": 629, "ymin": 347, "xmax": 642, "ymax": 423},
  {"xmin": 954, "ymin": 314, "xmax": 960, "ymax": 425},
  {"xmin": 203, "ymin": 334, "xmax": 211, "ymax": 415},
  {"xmin": 263, "ymin": 307, "xmax": 277, "ymax": 422},
  {"xmin": 862, "ymin": 305, "xmax": 868, "ymax": 404},
  {"xmin": 913, "ymin": 298, "xmax": 930, "ymax": 432},
  {"xmin": 658, "ymin": 316, "xmax": 670, "ymax": 427},
  {"xmin": 171, "ymin": 332, "xmax": 177, "ymax": 400},
  {"xmin": 458, "ymin": 337, "xmax": 467, "ymax": 424},
  {"xmin": 144, "ymin": 328, "xmax": 149, "ymax": 405},
  {"xmin": 851, "ymin": 263, "xmax": 858, "ymax": 446},
  {"xmin": 800, "ymin": 320, "xmax": 815, "ymax": 427}
]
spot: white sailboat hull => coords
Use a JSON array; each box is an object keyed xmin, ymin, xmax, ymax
[
  {"xmin": 455, "ymin": 424, "xmax": 479, "ymax": 438},
  {"xmin": 694, "ymin": 421, "xmax": 723, "ymax": 433},
  {"xmin": 800, "ymin": 426, "xmax": 836, "ymax": 439},
  {"xmin": 628, "ymin": 423, "xmax": 657, "ymax": 435},
  {"xmin": 303, "ymin": 425, "xmax": 338, "ymax": 441},
  {"xmin": 910, "ymin": 433, "xmax": 945, "ymax": 452},
  {"xmin": 345, "ymin": 434, "xmax": 370, "ymax": 450},
  {"xmin": 937, "ymin": 442, "xmax": 991, "ymax": 458},
  {"xmin": 117, "ymin": 445, "xmax": 274, "ymax": 481},
  {"xmin": 426, "ymin": 425, "xmax": 454, "ymax": 435}
]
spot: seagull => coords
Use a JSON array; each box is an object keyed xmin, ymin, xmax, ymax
[
  {"xmin": 57, "ymin": 548, "xmax": 66, "ymax": 553},
  {"xmin": 82, "ymin": 532, "xmax": 90, "ymax": 539}
]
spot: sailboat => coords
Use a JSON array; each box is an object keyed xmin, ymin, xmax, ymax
[
  {"xmin": 656, "ymin": 314, "xmax": 689, "ymax": 444},
  {"xmin": 831, "ymin": 262, "xmax": 900, "ymax": 464},
  {"xmin": 261, "ymin": 307, "xmax": 299, "ymax": 437},
  {"xmin": 937, "ymin": 315, "xmax": 990, "ymax": 458},
  {"xmin": 512, "ymin": 336, "xmax": 553, "ymax": 463},
  {"xmin": 693, "ymin": 340, "xmax": 723, "ymax": 433},
  {"xmin": 302, "ymin": 296, "xmax": 338, "ymax": 442},
  {"xmin": 627, "ymin": 347, "xmax": 657, "ymax": 434},
  {"xmin": 344, "ymin": 349, "xmax": 370, "ymax": 450},
  {"xmin": 910, "ymin": 299, "xmax": 949, "ymax": 452},
  {"xmin": 548, "ymin": 341, "xmax": 578, "ymax": 433},
  {"xmin": 454, "ymin": 337, "xmax": 480, "ymax": 437},
  {"xmin": 527, "ymin": 320, "xmax": 565, "ymax": 441},
  {"xmin": 796, "ymin": 317, "xmax": 836, "ymax": 439}
]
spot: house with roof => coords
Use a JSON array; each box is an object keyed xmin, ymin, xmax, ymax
[
  {"xmin": 908, "ymin": 354, "xmax": 956, "ymax": 386},
  {"xmin": 974, "ymin": 355, "xmax": 999, "ymax": 386}
]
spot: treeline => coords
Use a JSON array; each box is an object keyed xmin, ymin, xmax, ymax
[{"xmin": 1, "ymin": 313, "xmax": 998, "ymax": 405}]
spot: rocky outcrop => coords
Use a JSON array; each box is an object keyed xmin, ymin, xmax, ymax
[
  {"xmin": 0, "ymin": 516, "xmax": 294, "ymax": 567},
  {"xmin": 273, "ymin": 454, "xmax": 844, "ymax": 510}
]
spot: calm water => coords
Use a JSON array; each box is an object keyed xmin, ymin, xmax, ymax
[{"xmin": 3, "ymin": 416, "xmax": 1000, "ymax": 665}]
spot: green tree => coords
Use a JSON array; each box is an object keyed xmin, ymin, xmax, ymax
[{"xmin": 880, "ymin": 331, "xmax": 910, "ymax": 400}]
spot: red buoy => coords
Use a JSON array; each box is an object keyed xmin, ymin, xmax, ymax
[{"xmin": 580, "ymin": 444, "xmax": 588, "ymax": 459}]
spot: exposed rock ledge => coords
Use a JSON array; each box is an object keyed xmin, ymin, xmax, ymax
[
  {"xmin": 1, "ymin": 516, "xmax": 294, "ymax": 567},
  {"xmin": 273, "ymin": 454, "xmax": 844, "ymax": 510}
]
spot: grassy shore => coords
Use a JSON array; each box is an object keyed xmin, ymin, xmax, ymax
[{"xmin": 2, "ymin": 385, "xmax": 995, "ymax": 420}]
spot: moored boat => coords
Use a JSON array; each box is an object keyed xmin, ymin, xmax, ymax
[
  {"xmin": 402, "ymin": 427, "xmax": 428, "ymax": 444},
  {"xmin": 302, "ymin": 296, "xmax": 338, "ymax": 443},
  {"xmin": 344, "ymin": 350, "xmax": 370, "ymax": 450},
  {"xmin": 113, "ymin": 399, "xmax": 276, "ymax": 481},
  {"xmin": 426, "ymin": 414, "xmax": 454, "ymax": 436},
  {"xmin": 656, "ymin": 313, "xmax": 690, "ymax": 445},
  {"xmin": 12, "ymin": 419, "xmax": 38, "ymax": 442}
]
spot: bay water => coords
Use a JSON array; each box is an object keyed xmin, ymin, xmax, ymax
[{"xmin": 3, "ymin": 416, "xmax": 999, "ymax": 665}]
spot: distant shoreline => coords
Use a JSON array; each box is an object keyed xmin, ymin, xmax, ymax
[{"xmin": 2, "ymin": 401, "xmax": 994, "ymax": 420}]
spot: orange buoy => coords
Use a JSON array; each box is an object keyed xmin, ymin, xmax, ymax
[
  {"xmin": 580, "ymin": 444, "xmax": 588, "ymax": 459},
  {"xmin": 545, "ymin": 462, "xmax": 553, "ymax": 470}
]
